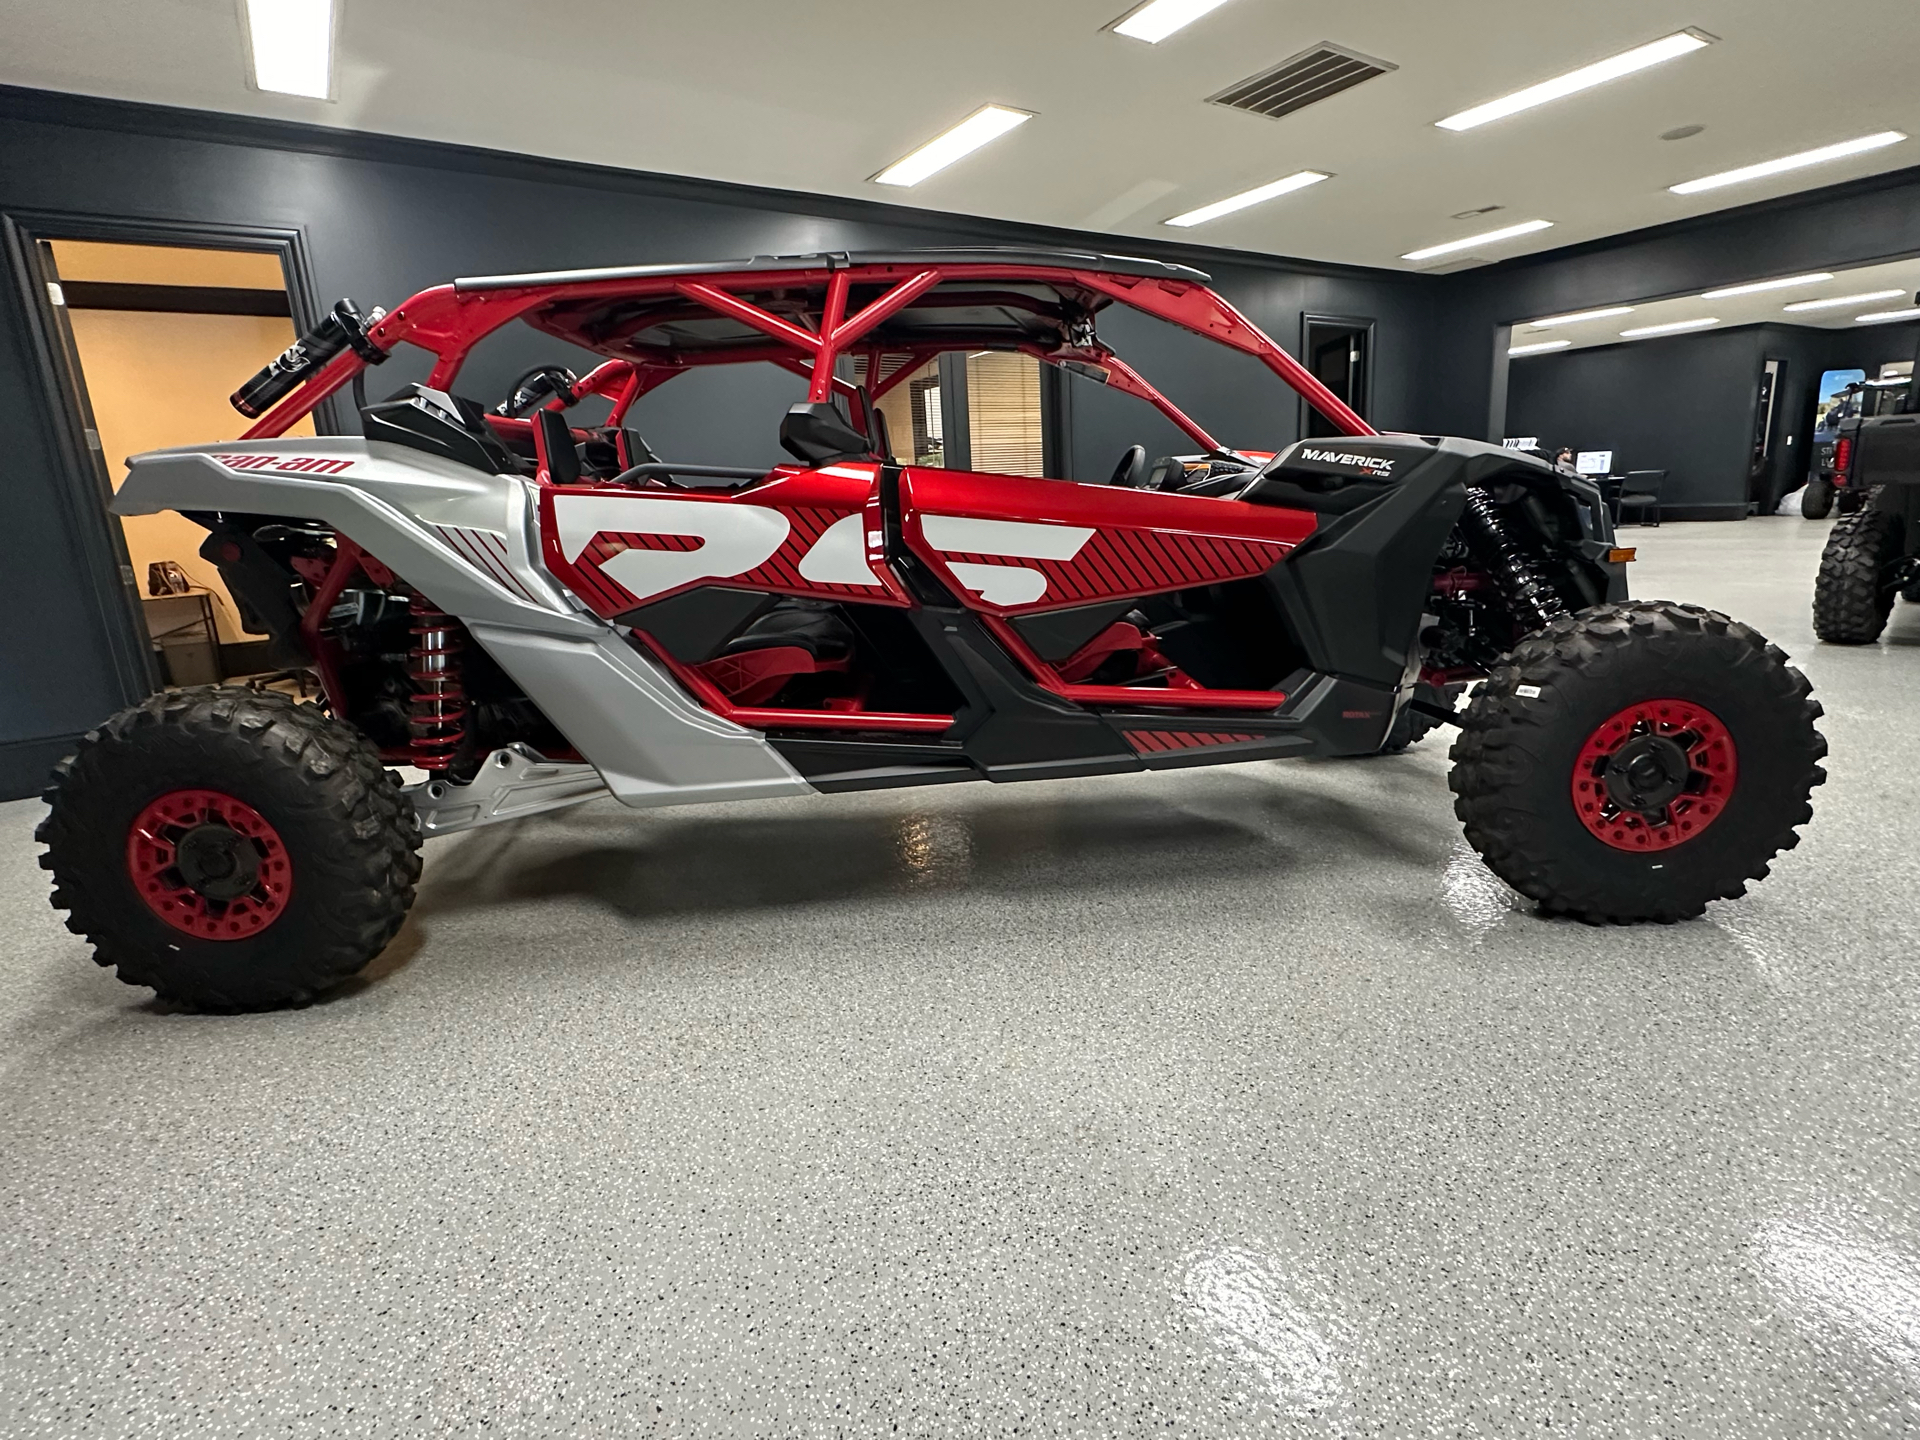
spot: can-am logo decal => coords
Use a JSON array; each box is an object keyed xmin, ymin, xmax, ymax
[
  {"xmin": 218, "ymin": 454, "xmax": 355, "ymax": 475},
  {"xmin": 1298, "ymin": 448, "xmax": 1395, "ymax": 474}
]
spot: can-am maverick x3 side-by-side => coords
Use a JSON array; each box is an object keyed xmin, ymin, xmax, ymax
[{"xmin": 37, "ymin": 248, "xmax": 1827, "ymax": 1009}]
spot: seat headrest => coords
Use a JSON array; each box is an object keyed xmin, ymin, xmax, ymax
[{"xmin": 780, "ymin": 402, "xmax": 871, "ymax": 465}]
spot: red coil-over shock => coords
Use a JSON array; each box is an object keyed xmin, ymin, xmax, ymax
[{"xmin": 407, "ymin": 595, "xmax": 468, "ymax": 771}]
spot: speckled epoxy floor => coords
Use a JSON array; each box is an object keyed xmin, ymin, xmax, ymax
[{"xmin": 3, "ymin": 517, "xmax": 1918, "ymax": 1437}]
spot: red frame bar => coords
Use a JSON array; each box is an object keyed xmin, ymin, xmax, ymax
[
  {"xmin": 632, "ymin": 633, "xmax": 954, "ymax": 734},
  {"xmin": 982, "ymin": 615, "xmax": 1284, "ymax": 712},
  {"xmin": 243, "ymin": 259, "xmax": 1372, "ymax": 445},
  {"xmin": 234, "ymin": 258, "xmax": 1361, "ymax": 732}
]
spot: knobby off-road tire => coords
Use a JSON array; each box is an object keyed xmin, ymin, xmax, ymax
[
  {"xmin": 1380, "ymin": 682, "xmax": 1464, "ymax": 754},
  {"xmin": 1381, "ymin": 705, "xmax": 1439, "ymax": 753},
  {"xmin": 1800, "ymin": 476, "xmax": 1835, "ymax": 519},
  {"xmin": 1813, "ymin": 506, "xmax": 1904, "ymax": 644},
  {"xmin": 37, "ymin": 687, "xmax": 422, "ymax": 1011},
  {"xmin": 1449, "ymin": 602, "xmax": 1825, "ymax": 924}
]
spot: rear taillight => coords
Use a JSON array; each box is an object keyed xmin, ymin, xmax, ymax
[{"xmin": 1834, "ymin": 437, "xmax": 1853, "ymax": 476}]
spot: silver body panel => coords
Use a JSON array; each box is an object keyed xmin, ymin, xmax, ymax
[
  {"xmin": 113, "ymin": 438, "xmax": 813, "ymax": 816},
  {"xmin": 407, "ymin": 745, "xmax": 609, "ymax": 836}
]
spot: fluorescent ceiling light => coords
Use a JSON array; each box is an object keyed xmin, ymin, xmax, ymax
[
  {"xmin": 1402, "ymin": 219, "xmax": 1552, "ymax": 262},
  {"xmin": 1109, "ymin": 0, "xmax": 1235, "ymax": 43},
  {"xmin": 1164, "ymin": 171, "xmax": 1330, "ymax": 227},
  {"xmin": 1436, "ymin": 30, "xmax": 1711, "ymax": 131},
  {"xmin": 1509, "ymin": 340, "xmax": 1572, "ymax": 356},
  {"xmin": 1621, "ymin": 318, "xmax": 1719, "ymax": 338},
  {"xmin": 1701, "ymin": 272, "xmax": 1834, "ymax": 299},
  {"xmin": 872, "ymin": 106, "xmax": 1034, "ymax": 186},
  {"xmin": 244, "ymin": 0, "xmax": 334, "ymax": 100},
  {"xmin": 1527, "ymin": 306, "xmax": 1634, "ymax": 328},
  {"xmin": 1856, "ymin": 308, "xmax": 1920, "ymax": 324},
  {"xmin": 1671, "ymin": 131, "xmax": 1907, "ymax": 194},
  {"xmin": 1783, "ymin": 289, "xmax": 1907, "ymax": 313}
]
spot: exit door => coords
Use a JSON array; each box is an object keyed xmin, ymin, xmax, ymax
[{"xmin": 1302, "ymin": 316, "xmax": 1373, "ymax": 438}]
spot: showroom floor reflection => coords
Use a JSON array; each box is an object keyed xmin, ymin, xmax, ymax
[{"xmin": 2, "ymin": 520, "xmax": 1917, "ymax": 1436}]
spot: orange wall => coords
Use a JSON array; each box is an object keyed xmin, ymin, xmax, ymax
[
  {"xmin": 49, "ymin": 240, "xmax": 304, "ymax": 650},
  {"xmin": 51, "ymin": 240, "xmax": 286, "ymax": 289},
  {"xmin": 64, "ymin": 308, "xmax": 312, "ymax": 645}
]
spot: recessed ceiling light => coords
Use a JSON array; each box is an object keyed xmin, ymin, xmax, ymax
[
  {"xmin": 1402, "ymin": 219, "xmax": 1552, "ymax": 262},
  {"xmin": 1528, "ymin": 306, "xmax": 1634, "ymax": 328},
  {"xmin": 1660, "ymin": 124, "xmax": 1706, "ymax": 142},
  {"xmin": 1452, "ymin": 205, "xmax": 1505, "ymax": 220},
  {"xmin": 1108, "ymin": 0, "xmax": 1235, "ymax": 43},
  {"xmin": 243, "ymin": 0, "xmax": 334, "ymax": 100},
  {"xmin": 1855, "ymin": 308, "xmax": 1920, "ymax": 324},
  {"xmin": 1509, "ymin": 340, "xmax": 1572, "ymax": 356},
  {"xmin": 872, "ymin": 106, "xmax": 1034, "ymax": 187},
  {"xmin": 1701, "ymin": 272, "xmax": 1835, "ymax": 299},
  {"xmin": 1621, "ymin": 318, "xmax": 1719, "ymax": 338},
  {"xmin": 1164, "ymin": 171, "xmax": 1331, "ymax": 227},
  {"xmin": 1670, "ymin": 131, "xmax": 1907, "ymax": 194},
  {"xmin": 1783, "ymin": 289, "xmax": 1907, "ymax": 313},
  {"xmin": 1435, "ymin": 30, "xmax": 1712, "ymax": 132}
]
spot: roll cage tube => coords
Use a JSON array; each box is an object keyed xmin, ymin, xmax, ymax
[{"xmin": 239, "ymin": 260, "xmax": 1374, "ymax": 445}]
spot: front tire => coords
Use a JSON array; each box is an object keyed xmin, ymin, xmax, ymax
[
  {"xmin": 1813, "ymin": 506, "xmax": 1904, "ymax": 644},
  {"xmin": 37, "ymin": 688, "xmax": 422, "ymax": 1010},
  {"xmin": 1448, "ymin": 602, "xmax": 1824, "ymax": 923}
]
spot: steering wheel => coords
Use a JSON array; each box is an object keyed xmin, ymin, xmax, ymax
[
  {"xmin": 494, "ymin": 366, "xmax": 580, "ymax": 418},
  {"xmin": 1108, "ymin": 444, "xmax": 1149, "ymax": 488}
]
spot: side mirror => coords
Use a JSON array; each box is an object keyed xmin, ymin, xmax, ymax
[{"xmin": 780, "ymin": 402, "xmax": 871, "ymax": 465}]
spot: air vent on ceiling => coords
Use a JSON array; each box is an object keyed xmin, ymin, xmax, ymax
[{"xmin": 1208, "ymin": 43, "xmax": 1397, "ymax": 121}]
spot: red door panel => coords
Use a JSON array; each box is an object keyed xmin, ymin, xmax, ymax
[
  {"xmin": 898, "ymin": 466, "xmax": 1315, "ymax": 616},
  {"xmin": 536, "ymin": 464, "xmax": 901, "ymax": 617}
]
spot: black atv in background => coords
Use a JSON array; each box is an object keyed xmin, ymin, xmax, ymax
[
  {"xmin": 1803, "ymin": 378, "xmax": 1913, "ymax": 520},
  {"xmin": 1813, "ymin": 385, "xmax": 1920, "ymax": 642}
]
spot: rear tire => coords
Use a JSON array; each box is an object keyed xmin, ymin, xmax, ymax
[
  {"xmin": 37, "ymin": 687, "xmax": 421, "ymax": 1011},
  {"xmin": 1380, "ymin": 682, "xmax": 1463, "ymax": 753},
  {"xmin": 1448, "ymin": 602, "xmax": 1824, "ymax": 924},
  {"xmin": 1813, "ymin": 506, "xmax": 1904, "ymax": 644},
  {"xmin": 1800, "ymin": 477, "xmax": 1834, "ymax": 519}
]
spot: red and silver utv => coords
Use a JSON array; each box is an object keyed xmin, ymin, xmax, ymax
[{"xmin": 38, "ymin": 247, "xmax": 1827, "ymax": 1009}]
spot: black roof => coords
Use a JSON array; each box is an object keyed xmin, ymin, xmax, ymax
[{"xmin": 456, "ymin": 246, "xmax": 1211, "ymax": 292}]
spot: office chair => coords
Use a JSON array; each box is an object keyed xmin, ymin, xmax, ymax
[{"xmin": 1616, "ymin": 470, "xmax": 1665, "ymax": 527}]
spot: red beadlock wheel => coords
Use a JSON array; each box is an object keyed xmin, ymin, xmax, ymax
[
  {"xmin": 1570, "ymin": 699, "xmax": 1737, "ymax": 852},
  {"xmin": 125, "ymin": 788, "xmax": 294, "ymax": 940}
]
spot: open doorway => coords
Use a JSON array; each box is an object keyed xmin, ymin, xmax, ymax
[
  {"xmin": 1301, "ymin": 315, "xmax": 1373, "ymax": 438},
  {"xmin": 42, "ymin": 239, "xmax": 307, "ymax": 686}
]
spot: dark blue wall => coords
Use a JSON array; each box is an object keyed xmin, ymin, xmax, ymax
[
  {"xmin": 1504, "ymin": 319, "xmax": 1920, "ymax": 518},
  {"xmin": 1430, "ymin": 165, "xmax": 1920, "ymax": 448}
]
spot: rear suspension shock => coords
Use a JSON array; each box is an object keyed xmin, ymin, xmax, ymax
[
  {"xmin": 407, "ymin": 595, "xmax": 468, "ymax": 771},
  {"xmin": 1458, "ymin": 487, "xmax": 1568, "ymax": 633}
]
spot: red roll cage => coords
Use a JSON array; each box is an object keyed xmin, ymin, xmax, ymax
[{"xmin": 238, "ymin": 249, "xmax": 1375, "ymax": 456}]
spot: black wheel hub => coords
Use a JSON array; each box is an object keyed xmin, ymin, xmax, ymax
[
  {"xmin": 172, "ymin": 823, "xmax": 263, "ymax": 901},
  {"xmin": 1600, "ymin": 732, "xmax": 1693, "ymax": 816}
]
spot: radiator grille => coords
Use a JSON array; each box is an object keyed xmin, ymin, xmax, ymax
[{"xmin": 1209, "ymin": 44, "xmax": 1396, "ymax": 121}]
